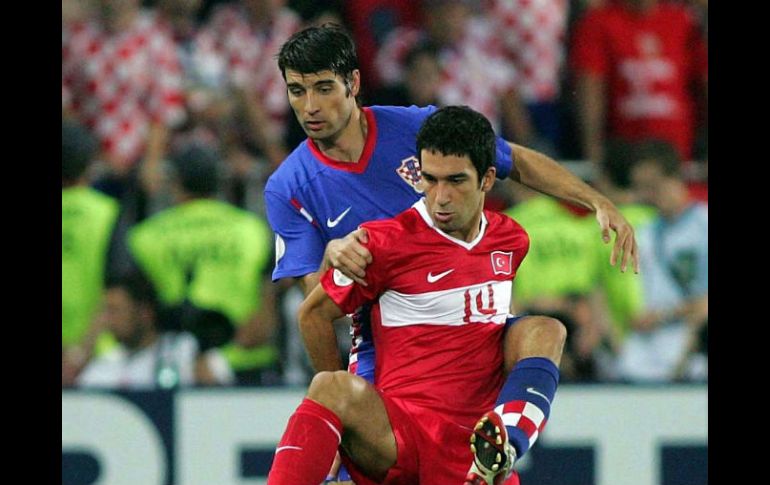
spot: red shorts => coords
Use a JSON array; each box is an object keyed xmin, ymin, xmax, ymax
[{"xmin": 340, "ymin": 392, "xmax": 520, "ymax": 485}]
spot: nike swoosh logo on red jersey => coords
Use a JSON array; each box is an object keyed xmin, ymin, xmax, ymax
[
  {"xmin": 427, "ymin": 269, "xmax": 455, "ymax": 283},
  {"xmin": 327, "ymin": 207, "xmax": 352, "ymax": 227},
  {"xmin": 275, "ymin": 445, "xmax": 303, "ymax": 454}
]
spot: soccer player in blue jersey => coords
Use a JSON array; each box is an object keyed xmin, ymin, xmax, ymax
[{"xmin": 265, "ymin": 24, "xmax": 638, "ymax": 485}]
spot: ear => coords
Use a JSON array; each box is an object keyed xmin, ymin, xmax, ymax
[
  {"xmin": 350, "ymin": 69, "xmax": 361, "ymax": 97},
  {"xmin": 481, "ymin": 167, "xmax": 496, "ymax": 192}
]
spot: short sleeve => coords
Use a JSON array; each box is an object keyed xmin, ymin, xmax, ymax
[
  {"xmin": 319, "ymin": 226, "xmax": 387, "ymax": 313},
  {"xmin": 264, "ymin": 190, "xmax": 326, "ymax": 281},
  {"xmin": 494, "ymin": 137, "xmax": 513, "ymax": 179}
]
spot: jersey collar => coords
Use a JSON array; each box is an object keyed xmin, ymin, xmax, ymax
[
  {"xmin": 414, "ymin": 198, "xmax": 488, "ymax": 250},
  {"xmin": 306, "ymin": 107, "xmax": 377, "ymax": 174}
]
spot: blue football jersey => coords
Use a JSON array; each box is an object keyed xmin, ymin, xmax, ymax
[
  {"xmin": 265, "ymin": 105, "xmax": 514, "ymax": 281},
  {"xmin": 264, "ymin": 104, "xmax": 514, "ymax": 382}
]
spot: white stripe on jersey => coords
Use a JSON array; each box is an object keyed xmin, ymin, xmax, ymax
[
  {"xmin": 379, "ymin": 280, "xmax": 512, "ymax": 327},
  {"xmin": 299, "ymin": 207, "xmax": 314, "ymax": 223}
]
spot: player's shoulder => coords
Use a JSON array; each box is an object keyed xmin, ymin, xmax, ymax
[
  {"xmin": 129, "ymin": 203, "xmax": 179, "ymax": 235},
  {"xmin": 210, "ymin": 199, "xmax": 267, "ymax": 226},
  {"xmin": 487, "ymin": 208, "xmax": 525, "ymax": 230},
  {"xmin": 360, "ymin": 205, "xmax": 426, "ymax": 246},
  {"xmin": 486, "ymin": 209, "xmax": 530, "ymax": 243},
  {"xmin": 368, "ymin": 104, "xmax": 437, "ymax": 133},
  {"xmin": 264, "ymin": 141, "xmax": 317, "ymax": 194},
  {"xmin": 686, "ymin": 202, "xmax": 708, "ymax": 227}
]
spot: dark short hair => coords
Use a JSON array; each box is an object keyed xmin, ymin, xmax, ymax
[
  {"xmin": 171, "ymin": 144, "xmax": 220, "ymax": 196},
  {"xmin": 633, "ymin": 139, "xmax": 682, "ymax": 178},
  {"xmin": 404, "ymin": 40, "xmax": 439, "ymax": 69},
  {"xmin": 277, "ymin": 23, "xmax": 359, "ymax": 85},
  {"xmin": 106, "ymin": 271, "xmax": 158, "ymax": 311},
  {"xmin": 62, "ymin": 119, "xmax": 97, "ymax": 184},
  {"xmin": 602, "ymin": 138, "xmax": 638, "ymax": 189},
  {"xmin": 416, "ymin": 105, "xmax": 496, "ymax": 182},
  {"xmin": 603, "ymin": 138, "xmax": 682, "ymax": 187}
]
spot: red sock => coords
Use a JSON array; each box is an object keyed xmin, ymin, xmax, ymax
[{"xmin": 267, "ymin": 398, "xmax": 343, "ymax": 485}]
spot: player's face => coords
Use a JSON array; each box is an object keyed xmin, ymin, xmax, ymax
[
  {"xmin": 419, "ymin": 150, "xmax": 495, "ymax": 242},
  {"xmin": 102, "ymin": 287, "xmax": 144, "ymax": 348},
  {"xmin": 631, "ymin": 159, "xmax": 680, "ymax": 214},
  {"xmin": 284, "ymin": 69, "xmax": 360, "ymax": 145}
]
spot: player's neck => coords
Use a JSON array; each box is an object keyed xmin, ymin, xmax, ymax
[
  {"xmin": 124, "ymin": 330, "xmax": 159, "ymax": 355},
  {"xmin": 447, "ymin": 212, "xmax": 484, "ymax": 243},
  {"xmin": 315, "ymin": 107, "xmax": 367, "ymax": 163}
]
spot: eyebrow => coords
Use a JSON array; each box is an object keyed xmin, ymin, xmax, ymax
[
  {"xmin": 286, "ymin": 79, "xmax": 337, "ymax": 89},
  {"xmin": 422, "ymin": 171, "xmax": 469, "ymax": 180}
]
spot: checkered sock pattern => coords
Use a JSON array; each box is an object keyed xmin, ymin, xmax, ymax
[
  {"xmin": 267, "ymin": 399, "xmax": 342, "ymax": 485},
  {"xmin": 494, "ymin": 357, "xmax": 559, "ymax": 458}
]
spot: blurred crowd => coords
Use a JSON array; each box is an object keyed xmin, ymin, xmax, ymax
[{"xmin": 62, "ymin": 0, "xmax": 708, "ymax": 389}]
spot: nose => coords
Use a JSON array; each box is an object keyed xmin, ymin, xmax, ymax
[
  {"xmin": 304, "ymin": 91, "xmax": 319, "ymax": 116},
  {"xmin": 435, "ymin": 181, "xmax": 452, "ymax": 206}
]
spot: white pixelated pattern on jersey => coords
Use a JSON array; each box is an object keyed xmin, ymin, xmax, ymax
[
  {"xmin": 195, "ymin": 5, "xmax": 301, "ymax": 138},
  {"xmin": 395, "ymin": 156, "xmax": 423, "ymax": 193},
  {"xmin": 375, "ymin": 18, "xmax": 516, "ymax": 132},
  {"xmin": 62, "ymin": 11, "xmax": 186, "ymax": 168},
  {"xmin": 488, "ymin": 0, "xmax": 568, "ymax": 102}
]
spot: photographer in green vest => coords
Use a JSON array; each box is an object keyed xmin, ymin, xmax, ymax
[
  {"xmin": 128, "ymin": 144, "xmax": 279, "ymax": 385},
  {"xmin": 62, "ymin": 119, "xmax": 122, "ymax": 386}
]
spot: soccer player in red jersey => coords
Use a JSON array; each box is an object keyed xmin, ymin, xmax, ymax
[{"xmin": 267, "ymin": 106, "xmax": 566, "ymax": 485}]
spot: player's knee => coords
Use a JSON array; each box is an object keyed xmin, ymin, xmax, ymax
[
  {"xmin": 539, "ymin": 316, "xmax": 568, "ymax": 348},
  {"xmin": 306, "ymin": 370, "xmax": 358, "ymax": 417},
  {"xmin": 514, "ymin": 315, "xmax": 568, "ymax": 356}
]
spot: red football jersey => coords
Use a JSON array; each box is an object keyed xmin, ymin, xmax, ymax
[
  {"xmin": 571, "ymin": 2, "xmax": 708, "ymax": 159},
  {"xmin": 321, "ymin": 200, "xmax": 529, "ymax": 425}
]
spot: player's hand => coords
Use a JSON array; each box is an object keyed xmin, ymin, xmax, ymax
[
  {"xmin": 595, "ymin": 201, "xmax": 639, "ymax": 274},
  {"xmin": 323, "ymin": 452, "xmax": 355, "ymax": 484},
  {"xmin": 325, "ymin": 228, "xmax": 371, "ymax": 286}
]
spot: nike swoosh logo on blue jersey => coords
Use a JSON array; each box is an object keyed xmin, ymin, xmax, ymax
[
  {"xmin": 427, "ymin": 269, "xmax": 454, "ymax": 283},
  {"xmin": 526, "ymin": 387, "xmax": 551, "ymax": 406},
  {"xmin": 327, "ymin": 207, "xmax": 352, "ymax": 227}
]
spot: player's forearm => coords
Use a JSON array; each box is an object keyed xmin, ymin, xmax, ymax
[
  {"xmin": 297, "ymin": 287, "xmax": 344, "ymax": 373},
  {"xmin": 576, "ymin": 73, "xmax": 605, "ymax": 163},
  {"xmin": 299, "ymin": 317, "xmax": 343, "ymax": 372},
  {"xmin": 508, "ymin": 142, "xmax": 612, "ymax": 212},
  {"xmin": 145, "ymin": 122, "xmax": 169, "ymax": 167}
]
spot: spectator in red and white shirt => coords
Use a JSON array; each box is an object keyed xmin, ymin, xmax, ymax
[
  {"xmin": 195, "ymin": 0, "xmax": 302, "ymax": 168},
  {"xmin": 153, "ymin": 0, "xmax": 231, "ymax": 157},
  {"xmin": 485, "ymin": 0, "xmax": 570, "ymax": 156},
  {"xmin": 375, "ymin": 0, "xmax": 534, "ymax": 144},
  {"xmin": 570, "ymin": 0, "xmax": 708, "ymax": 164},
  {"xmin": 62, "ymin": 0, "xmax": 186, "ymax": 196}
]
